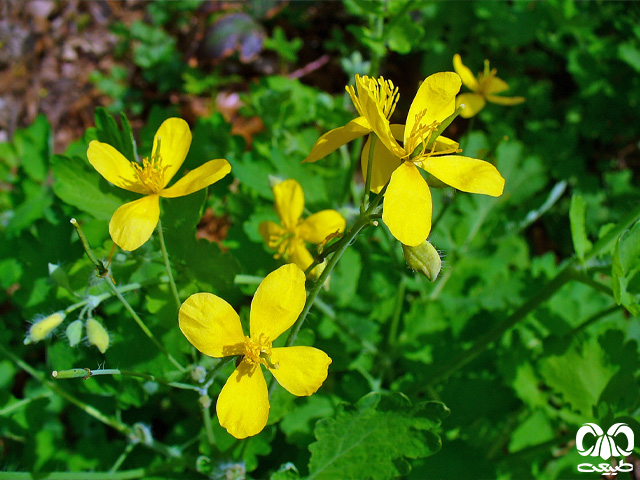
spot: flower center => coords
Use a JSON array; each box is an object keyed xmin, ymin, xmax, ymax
[
  {"xmin": 347, "ymin": 75, "xmax": 399, "ymax": 121},
  {"xmin": 405, "ymin": 111, "xmax": 461, "ymax": 165},
  {"xmin": 265, "ymin": 222, "xmax": 302, "ymax": 260},
  {"xmin": 131, "ymin": 139, "xmax": 168, "ymax": 193},
  {"xmin": 242, "ymin": 334, "xmax": 277, "ymax": 369},
  {"xmin": 476, "ymin": 60, "xmax": 498, "ymax": 95}
]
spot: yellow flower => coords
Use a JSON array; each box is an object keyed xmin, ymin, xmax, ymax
[
  {"xmin": 87, "ymin": 118, "xmax": 231, "ymax": 251},
  {"xmin": 303, "ymin": 76, "xmax": 398, "ymax": 164},
  {"xmin": 306, "ymin": 73, "xmax": 505, "ymax": 246},
  {"xmin": 259, "ymin": 179, "xmax": 346, "ymax": 276},
  {"xmin": 179, "ymin": 264, "xmax": 332, "ymax": 439},
  {"xmin": 355, "ymin": 72, "xmax": 506, "ymax": 246},
  {"xmin": 453, "ymin": 54, "xmax": 525, "ymax": 118}
]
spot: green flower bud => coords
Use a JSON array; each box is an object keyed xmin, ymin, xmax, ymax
[
  {"xmin": 66, "ymin": 320, "xmax": 83, "ymax": 347},
  {"xmin": 86, "ymin": 318, "xmax": 110, "ymax": 354},
  {"xmin": 25, "ymin": 312, "xmax": 65, "ymax": 344},
  {"xmin": 402, "ymin": 240, "xmax": 442, "ymax": 281}
]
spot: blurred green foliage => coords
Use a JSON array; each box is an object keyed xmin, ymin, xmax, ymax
[{"xmin": 1, "ymin": 1, "xmax": 640, "ymax": 479}]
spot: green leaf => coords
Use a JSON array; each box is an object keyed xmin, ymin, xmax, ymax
[
  {"xmin": 94, "ymin": 108, "xmax": 138, "ymax": 163},
  {"xmin": 538, "ymin": 337, "xmax": 618, "ymax": 416},
  {"xmin": 569, "ymin": 194, "xmax": 592, "ymax": 261},
  {"xmin": 5, "ymin": 183, "xmax": 52, "ymax": 237},
  {"xmin": 307, "ymin": 392, "xmax": 448, "ymax": 480},
  {"xmin": 13, "ymin": 114, "xmax": 51, "ymax": 182},
  {"xmin": 618, "ymin": 42, "xmax": 640, "ymax": 73},
  {"xmin": 51, "ymin": 154, "xmax": 125, "ymax": 220},
  {"xmin": 611, "ymin": 220, "xmax": 640, "ymax": 315}
]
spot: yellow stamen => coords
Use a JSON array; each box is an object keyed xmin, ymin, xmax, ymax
[
  {"xmin": 131, "ymin": 139, "xmax": 169, "ymax": 193},
  {"xmin": 346, "ymin": 75, "xmax": 399, "ymax": 120},
  {"xmin": 242, "ymin": 334, "xmax": 277, "ymax": 369},
  {"xmin": 477, "ymin": 60, "xmax": 498, "ymax": 95}
]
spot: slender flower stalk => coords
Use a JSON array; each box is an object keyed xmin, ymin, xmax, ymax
[
  {"xmin": 156, "ymin": 217, "xmax": 181, "ymax": 309},
  {"xmin": 71, "ymin": 217, "xmax": 186, "ymax": 372}
]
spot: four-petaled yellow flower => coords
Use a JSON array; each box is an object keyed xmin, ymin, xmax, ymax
[
  {"xmin": 453, "ymin": 54, "xmax": 525, "ymax": 118},
  {"xmin": 305, "ymin": 73, "xmax": 505, "ymax": 246},
  {"xmin": 87, "ymin": 118, "xmax": 231, "ymax": 251},
  {"xmin": 259, "ymin": 179, "xmax": 346, "ymax": 276},
  {"xmin": 179, "ymin": 264, "xmax": 331, "ymax": 439}
]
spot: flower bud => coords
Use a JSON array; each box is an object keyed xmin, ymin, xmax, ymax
[
  {"xmin": 86, "ymin": 317, "xmax": 110, "ymax": 353},
  {"xmin": 66, "ymin": 319, "xmax": 83, "ymax": 347},
  {"xmin": 25, "ymin": 312, "xmax": 65, "ymax": 344},
  {"xmin": 191, "ymin": 365, "xmax": 207, "ymax": 383},
  {"xmin": 199, "ymin": 394, "xmax": 212, "ymax": 409},
  {"xmin": 402, "ymin": 240, "xmax": 441, "ymax": 281}
]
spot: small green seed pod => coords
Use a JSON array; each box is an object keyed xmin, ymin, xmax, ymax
[
  {"xmin": 402, "ymin": 240, "xmax": 442, "ymax": 281},
  {"xmin": 66, "ymin": 319, "xmax": 84, "ymax": 347},
  {"xmin": 25, "ymin": 312, "xmax": 65, "ymax": 344},
  {"xmin": 86, "ymin": 318, "xmax": 110, "ymax": 354}
]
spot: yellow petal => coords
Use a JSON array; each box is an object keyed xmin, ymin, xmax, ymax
[
  {"xmin": 456, "ymin": 93, "xmax": 486, "ymax": 118},
  {"xmin": 270, "ymin": 346, "xmax": 332, "ymax": 396},
  {"xmin": 453, "ymin": 54, "xmax": 479, "ymax": 92},
  {"xmin": 273, "ymin": 179, "xmax": 304, "ymax": 230},
  {"xmin": 422, "ymin": 155, "xmax": 505, "ymax": 197},
  {"xmin": 382, "ymin": 162, "xmax": 432, "ymax": 247},
  {"xmin": 152, "ymin": 118, "xmax": 192, "ymax": 188},
  {"xmin": 179, "ymin": 292, "xmax": 245, "ymax": 357},
  {"xmin": 289, "ymin": 239, "xmax": 315, "ymax": 273},
  {"xmin": 303, "ymin": 116, "xmax": 371, "ymax": 163},
  {"xmin": 361, "ymin": 125, "xmax": 403, "ymax": 193},
  {"xmin": 258, "ymin": 221, "xmax": 286, "ymax": 249},
  {"xmin": 299, "ymin": 210, "xmax": 345, "ymax": 244},
  {"xmin": 250, "ymin": 264, "xmax": 306, "ymax": 341},
  {"xmin": 486, "ymin": 76, "xmax": 510, "ymax": 94},
  {"xmin": 485, "ymin": 94, "xmax": 526, "ymax": 106},
  {"xmin": 405, "ymin": 72, "xmax": 461, "ymax": 148},
  {"xmin": 217, "ymin": 362, "xmax": 269, "ymax": 439},
  {"xmin": 87, "ymin": 141, "xmax": 149, "ymax": 194},
  {"xmin": 160, "ymin": 159, "xmax": 231, "ymax": 198},
  {"xmin": 352, "ymin": 82, "xmax": 406, "ymax": 159},
  {"xmin": 432, "ymin": 135, "xmax": 460, "ymax": 153},
  {"xmin": 109, "ymin": 194, "xmax": 160, "ymax": 251}
]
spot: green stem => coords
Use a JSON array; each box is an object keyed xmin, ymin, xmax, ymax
[
  {"xmin": 268, "ymin": 213, "xmax": 374, "ymax": 398},
  {"xmin": 388, "ymin": 277, "xmax": 407, "ymax": 347},
  {"xmin": 70, "ymin": 218, "xmax": 110, "ymax": 278},
  {"xmin": 285, "ymin": 214, "xmax": 373, "ymax": 350},
  {"xmin": 0, "ymin": 344, "xmax": 131, "ymax": 436},
  {"xmin": 203, "ymin": 357, "xmax": 233, "ymax": 386},
  {"xmin": 422, "ymin": 202, "xmax": 640, "ymax": 388},
  {"xmin": 104, "ymin": 277, "xmax": 186, "ymax": 373},
  {"xmin": 234, "ymin": 274, "xmax": 264, "ymax": 285},
  {"xmin": 1, "ymin": 345, "xmax": 188, "ymax": 465},
  {"xmin": 53, "ymin": 368, "xmax": 200, "ymax": 392},
  {"xmin": 157, "ymin": 217, "xmax": 181, "ymax": 310},
  {"xmin": 0, "ymin": 392, "xmax": 52, "ymax": 416},
  {"xmin": 63, "ymin": 283, "xmax": 144, "ymax": 317},
  {"xmin": 202, "ymin": 401, "xmax": 216, "ymax": 449},
  {"xmin": 109, "ymin": 443, "xmax": 137, "ymax": 473},
  {"xmin": 570, "ymin": 271, "xmax": 615, "ymax": 297},
  {"xmin": 570, "ymin": 304, "xmax": 621, "ymax": 335},
  {"xmin": 426, "ymin": 266, "xmax": 575, "ymax": 386},
  {"xmin": 0, "ymin": 470, "xmax": 147, "ymax": 480}
]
